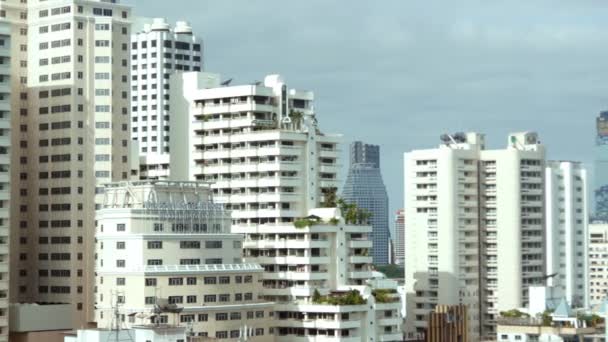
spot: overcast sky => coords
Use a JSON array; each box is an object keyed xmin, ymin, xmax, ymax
[{"xmin": 129, "ymin": 0, "xmax": 608, "ymax": 233}]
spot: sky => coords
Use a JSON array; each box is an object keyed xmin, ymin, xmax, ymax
[{"xmin": 129, "ymin": 0, "xmax": 608, "ymax": 234}]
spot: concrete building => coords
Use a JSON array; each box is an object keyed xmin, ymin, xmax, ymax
[
  {"xmin": 342, "ymin": 141, "xmax": 390, "ymax": 265},
  {"xmin": 545, "ymin": 161, "xmax": 589, "ymax": 308},
  {"xmin": 594, "ymin": 111, "xmax": 608, "ymax": 221},
  {"xmin": 589, "ymin": 222, "xmax": 608, "ymax": 306},
  {"xmin": 404, "ymin": 132, "xmax": 546, "ymax": 340},
  {"xmin": 0, "ymin": 22, "xmax": 11, "ymax": 342},
  {"xmin": 131, "ymin": 18, "xmax": 202, "ymax": 180},
  {"xmin": 3, "ymin": 0, "xmax": 133, "ymax": 330},
  {"xmin": 394, "ymin": 209, "xmax": 405, "ymax": 265},
  {"xmin": 65, "ymin": 325, "xmax": 187, "ymax": 342},
  {"xmin": 95, "ymin": 181, "xmax": 274, "ymax": 340},
  {"xmin": 169, "ymin": 72, "xmax": 402, "ymax": 341}
]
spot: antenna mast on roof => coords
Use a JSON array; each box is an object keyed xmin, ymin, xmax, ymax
[{"xmin": 105, "ymin": 290, "xmax": 133, "ymax": 342}]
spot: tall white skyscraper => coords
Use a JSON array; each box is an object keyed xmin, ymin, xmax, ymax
[
  {"xmin": 170, "ymin": 72, "xmax": 402, "ymax": 341},
  {"xmin": 131, "ymin": 18, "xmax": 202, "ymax": 180},
  {"xmin": 545, "ymin": 161, "xmax": 589, "ymax": 308},
  {"xmin": 3, "ymin": 0, "xmax": 132, "ymax": 330},
  {"xmin": 404, "ymin": 132, "xmax": 545, "ymax": 340},
  {"xmin": 394, "ymin": 209, "xmax": 404, "ymax": 265}
]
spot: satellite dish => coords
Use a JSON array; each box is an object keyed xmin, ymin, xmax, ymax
[{"xmin": 281, "ymin": 117, "xmax": 292, "ymax": 124}]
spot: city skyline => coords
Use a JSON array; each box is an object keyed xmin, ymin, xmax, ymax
[{"xmin": 129, "ymin": 0, "xmax": 608, "ymax": 221}]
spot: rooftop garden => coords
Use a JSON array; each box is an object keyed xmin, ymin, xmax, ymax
[
  {"xmin": 372, "ymin": 289, "xmax": 399, "ymax": 303},
  {"xmin": 312, "ymin": 289, "xmax": 366, "ymax": 306}
]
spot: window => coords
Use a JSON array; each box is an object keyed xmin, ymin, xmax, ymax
[
  {"xmin": 116, "ymin": 260, "xmax": 125, "ymax": 268},
  {"xmin": 117, "ymin": 224, "xmax": 126, "ymax": 231},
  {"xmin": 203, "ymin": 295, "xmax": 216, "ymax": 303},
  {"xmin": 145, "ymin": 278, "xmax": 157, "ymax": 287},
  {"xmin": 219, "ymin": 294, "xmax": 229, "ymax": 302},
  {"xmin": 205, "ymin": 241, "xmax": 222, "ymax": 249},
  {"xmin": 147, "ymin": 241, "xmax": 162, "ymax": 249},
  {"xmin": 219, "ymin": 276, "xmax": 230, "ymax": 284},
  {"xmin": 215, "ymin": 313, "xmax": 228, "ymax": 321},
  {"xmin": 116, "ymin": 242, "xmax": 125, "ymax": 249},
  {"xmin": 168, "ymin": 277, "xmax": 183, "ymax": 286},
  {"xmin": 180, "ymin": 241, "xmax": 200, "ymax": 249},
  {"xmin": 168, "ymin": 296, "xmax": 183, "ymax": 304},
  {"xmin": 204, "ymin": 277, "xmax": 216, "ymax": 284},
  {"xmin": 116, "ymin": 278, "xmax": 125, "ymax": 286}
]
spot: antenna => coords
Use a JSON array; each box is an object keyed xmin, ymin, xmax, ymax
[
  {"xmin": 220, "ymin": 78, "xmax": 232, "ymax": 86},
  {"xmin": 106, "ymin": 290, "xmax": 134, "ymax": 342}
]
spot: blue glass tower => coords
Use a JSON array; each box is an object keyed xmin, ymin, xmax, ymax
[
  {"xmin": 341, "ymin": 141, "xmax": 390, "ymax": 265},
  {"xmin": 595, "ymin": 111, "xmax": 608, "ymax": 220}
]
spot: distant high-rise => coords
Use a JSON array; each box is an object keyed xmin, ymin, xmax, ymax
[
  {"xmin": 404, "ymin": 132, "xmax": 546, "ymax": 340},
  {"xmin": 594, "ymin": 111, "xmax": 608, "ymax": 220},
  {"xmin": 342, "ymin": 141, "xmax": 390, "ymax": 265},
  {"xmin": 545, "ymin": 161, "xmax": 589, "ymax": 308},
  {"xmin": 394, "ymin": 209, "xmax": 405, "ymax": 265},
  {"xmin": 131, "ymin": 18, "xmax": 202, "ymax": 180}
]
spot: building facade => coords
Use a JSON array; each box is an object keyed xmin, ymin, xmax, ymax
[
  {"xmin": 5, "ymin": 0, "xmax": 132, "ymax": 328},
  {"xmin": 589, "ymin": 222, "xmax": 608, "ymax": 306},
  {"xmin": 342, "ymin": 141, "xmax": 390, "ymax": 265},
  {"xmin": 0, "ymin": 21, "xmax": 11, "ymax": 342},
  {"xmin": 131, "ymin": 18, "xmax": 202, "ymax": 180},
  {"xmin": 594, "ymin": 111, "xmax": 608, "ymax": 221},
  {"xmin": 545, "ymin": 161, "xmax": 588, "ymax": 308},
  {"xmin": 404, "ymin": 132, "xmax": 546, "ymax": 340},
  {"xmin": 169, "ymin": 72, "xmax": 402, "ymax": 341},
  {"xmin": 95, "ymin": 181, "xmax": 274, "ymax": 340},
  {"xmin": 394, "ymin": 209, "xmax": 405, "ymax": 265}
]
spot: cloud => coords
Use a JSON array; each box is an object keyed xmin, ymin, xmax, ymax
[{"xmin": 129, "ymin": 0, "xmax": 608, "ymax": 227}]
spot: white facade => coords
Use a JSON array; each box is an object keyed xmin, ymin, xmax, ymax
[
  {"xmin": 4, "ymin": 0, "xmax": 132, "ymax": 329},
  {"xmin": 404, "ymin": 132, "xmax": 546, "ymax": 340},
  {"xmin": 131, "ymin": 18, "xmax": 202, "ymax": 180},
  {"xmin": 394, "ymin": 209, "xmax": 405, "ymax": 265},
  {"xmin": 65, "ymin": 325, "xmax": 187, "ymax": 342},
  {"xmin": 589, "ymin": 223, "xmax": 608, "ymax": 306},
  {"xmin": 545, "ymin": 161, "xmax": 589, "ymax": 308},
  {"xmin": 95, "ymin": 181, "xmax": 274, "ymax": 340},
  {"xmin": 169, "ymin": 73, "xmax": 401, "ymax": 341}
]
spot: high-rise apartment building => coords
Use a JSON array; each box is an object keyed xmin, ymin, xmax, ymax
[
  {"xmin": 394, "ymin": 209, "xmax": 405, "ymax": 265},
  {"xmin": 594, "ymin": 111, "xmax": 608, "ymax": 221},
  {"xmin": 545, "ymin": 161, "xmax": 588, "ymax": 308},
  {"xmin": 5, "ymin": 0, "xmax": 132, "ymax": 329},
  {"xmin": 404, "ymin": 132, "xmax": 545, "ymax": 340},
  {"xmin": 95, "ymin": 181, "xmax": 274, "ymax": 340},
  {"xmin": 342, "ymin": 141, "xmax": 390, "ymax": 265},
  {"xmin": 170, "ymin": 72, "xmax": 402, "ymax": 341},
  {"xmin": 588, "ymin": 223, "xmax": 608, "ymax": 306},
  {"xmin": 131, "ymin": 18, "xmax": 202, "ymax": 180},
  {"xmin": 0, "ymin": 22, "xmax": 11, "ymax": 342}
]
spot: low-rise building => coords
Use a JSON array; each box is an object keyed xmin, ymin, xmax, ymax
[
  {"xmin": 589, "ymin": 222, "xmax": 608, "ymax": 306},
  {"xmin": 95, "ymin": 181, "xmax": 274, "ymax": 340}
]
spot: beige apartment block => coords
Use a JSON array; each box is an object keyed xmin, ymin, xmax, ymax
[{"xmin": 95, "ymin": 181, "xmax": 274, "ymax": 340}]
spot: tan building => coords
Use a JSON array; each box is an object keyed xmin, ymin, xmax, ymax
[
  {"xmin": 2, "ymin": 0, "xmax": 133, "ymax": 330},
  {"xmin": 95, "ymin": 181, "xmax": 274, "ymax": 340},
  {"xmin": 425, "ymin": 305, "xmax": 468, "ymax": 342}
]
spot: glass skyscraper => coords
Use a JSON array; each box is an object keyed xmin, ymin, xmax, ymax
[
  {"xmin": 595, "ymin": 111, "xmax": 608, "ymax": 220},
  {"xmin": 342, "ymin": 141, "xmax": 390, "ymax": 265}
]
